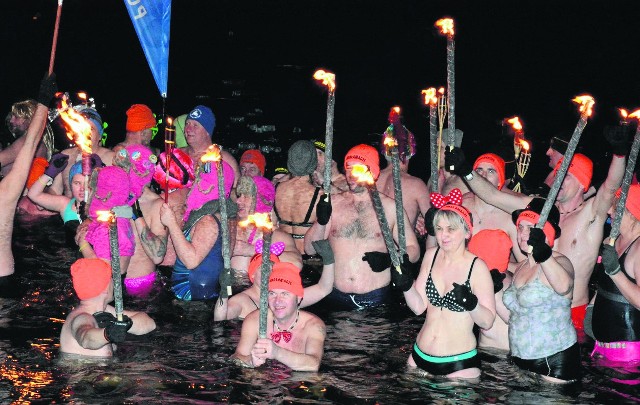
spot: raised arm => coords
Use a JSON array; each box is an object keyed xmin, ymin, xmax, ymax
[{"xmin": 591, "ymin": 155, "xmax": 625, "ymax": 220}]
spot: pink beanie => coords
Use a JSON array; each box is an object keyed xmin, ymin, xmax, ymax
[{"xmin": 184, "ymin": 160, "xmax": 235, "ymax": 221}]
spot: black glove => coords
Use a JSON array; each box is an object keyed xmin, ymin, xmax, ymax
[
  {"xmin": 89, "ymin": 153, "xmax": 104, "ymax": 170},
  {"xmin": 444, "ymin": 147, "xmax": 473, "ymax": 178},
  {"xmin": 37, "ymin": 72, "xmax": 58, "ymax": 106},
  {"xmin": 528, "ymin": 227, "xmax": 552, "ymax": 263},
  {"xmin": 452, "ymin": 282, "xmax": 478, "ymax": 311},
  {"xmin": 391, "ymin": 253, "xmax": 414, "ymax": 292},
  {"xmin": 104, "ymin": 315, "xmax": 133, "ymax": 343},
  {"xmin": 78, "ymin": 201, "xmax": 88, "ymax": 221},
  {"xmin": 93, "ymin": 311, "xmax": 116, "ymax": 328},
  {"xmin": 601, "ymin": 243, "xmax": 621, "ymax": 276},
  {"xmin": 490, "ymin": 269, "xmax": 506, "ymax": 294},
  {"xmin": 312, "ymin": 239, "xmax": 334, "ymax": 265},
  {"xmin": 132, "ymin": 200, "xmax": 143, "ymax": 220},
  {"xmin": 316, "ymin": 195, "xmax": 332, "ymax": 225},
  {"xmin": 604, "ymin": 125, "xmax": 630, "ymax": 156},
  {"xmin": 362, "ymin": 251, "xmax": 392, "ymax": 273},
  {"xmin": 218, "ymin": 268, "xmax": 234, "ymax": 299},
  {"xmin": 44, "ymin": 153, "xmax": 69, "ymax": 178},
  {"xmin": 424, "ymin": 207, "xmax": 438, "ymax": 236}
]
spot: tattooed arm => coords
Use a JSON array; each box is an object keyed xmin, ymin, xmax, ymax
[{"xmin": 133, "ymin": 198, "xmax": 168, "ymax": 265}]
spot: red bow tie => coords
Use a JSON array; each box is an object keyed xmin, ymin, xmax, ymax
[
  {"xmin": 271, "ymin": 331, "xmax": 292, "ymax": 343},
  {"xmin": 430, "ymin": 188, "xmax": 463, "ymax": 208}
]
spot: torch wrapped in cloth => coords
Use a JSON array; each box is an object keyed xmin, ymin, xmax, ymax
[
  {"xmin": 239, "ymin": 213, "xmax": 274, "ymax": 338},
  {"xmin": 313, "ymin": 69, "xmax": 336, "ymax": 196},
  {"xmin": 201, "ymin": 145, "xmax": 233, "ymax": 299},
  {"xmin": 536, "ymin": 95, "xmax": 595, "ymax": 230},
  {"xmin": 609, "ymin": 108, "xmax": 640, "ymax": 244}
]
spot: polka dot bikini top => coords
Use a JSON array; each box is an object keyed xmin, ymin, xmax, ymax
[{"xmin": 425, "ymin": 247, "xmax": 477, "ymax": 312}]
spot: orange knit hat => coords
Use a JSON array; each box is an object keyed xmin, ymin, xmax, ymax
[
  {"xmin": 616, "ymin": 185, "xmax": 640, "ymax": 222},
  {"xmin": 269, "ymin": 261, "xmax": 304, "ymax": 297},
  {"xmin": 553, "ymin": 153, "xmax": 593, "ymax": 192},
  {"xmin": 27, "ymin": 157, "xmax": 49, "ymax": 189},
  {"xmin": 468, "ymin": 229, "xmax": 512, "ymax": 272},
  {"xmin": 248, "ymin": 253, "xmax": 281, "ymax": 283},
  {"xmin": 70, "ymin": 258, "xmax": 112, "ymax": 300},
  {"xmin": 126, "ymin": 104, "xmax": 156, "ymax": 132},
  {"xmin": 240, "ymin": 149, "xmax": 267, "ymax": 175},
  {"xmin": 344, "ymin": 144, "xmax": 380, "ymax": 181},
  {"xmin": 474, "ymin": 153, "xmax": 506, "ymax": 190}
]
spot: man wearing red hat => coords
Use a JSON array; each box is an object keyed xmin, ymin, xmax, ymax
[
  {"xmin": 459, "ymin": 153, "xmax": 526, "ymax": 264},
  {"xmin": 59, "ymin": 258, "xmax": 156, "ymax": 357},
  {"xmin": 305, "ymin": 144, "xmax": 420, "ymax": 309},
  {"xmin": 113, "ymin": 103, "xmax": 159, "ymax": 155},
  {"xmin": 239, "ymin": 149, "xmax": 266, "ymax": 177},
  {"xmin": 446, "ymin": 128, "xmax": 627, "ymax": 342},
  {"xmin": 232, "ymin": 261, "xmax": 326, "ymax": 371}
]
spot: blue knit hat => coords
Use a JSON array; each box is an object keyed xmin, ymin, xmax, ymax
[
  {"xmin": 188, "ymin": 105, "xmax": 215, "ymax": 137},
  {"xmin": 69, "ymin": 161, "xmax": 83, "ymax": 186},
  {"xmin": 80, "ymin": 107, "xmax": 104, "ymax": 135}
]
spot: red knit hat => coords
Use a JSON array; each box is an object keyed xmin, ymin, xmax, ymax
[
  {"xmin": 468, "ymin": 229, "xmax": 512, "ymax": 272},
  {"xmin": 344, "ymin": 144, "xmax": 380, "ymax": 180},
  {"xmin": 248, "ymin": 253, "xmax": 280, "ymax": 283},
  {"xmin": 269, "ymin": 261, "xmax": 304, "ymax": 297},
  {"xmin": 240, "ymin": 149, "xmax": 266, "ymax": 176},
  {"xmin": 474, "ymin": 153, "xmax": 506, "ymax": 190},
  {"xmin": 70, "ymin": 258, "xmax": 112, "ymax": 300},
  {"xmin": 553, "ymin": 153, "xmax": 593, "ymax": 192},
  {"xmin": 126, "ymin": 104, "xmax": 156, "ymax": 132},
  {"xmin": 616, "ymin": 185, "xmax": 640, "ymax": 222}
]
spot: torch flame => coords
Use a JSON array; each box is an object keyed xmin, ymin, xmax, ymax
[
  {"xmin": 438, "ymin": 87, "xmax": 446, "ymax": 95},
  {"xmin": 506, "ymin": 116, "xmax": 523, "ymax": 133},
  {"xmin": 313, "ymin": 69, "xmax": 336, "ymax": 92},
  {"xmin": 383, "ymin": 135, "xmax": 398, "ymax": 149},
  {"xmin": 520, "ymin": 139, "xmax": 530, "ymax": 152},
  {"xmin": 351, "ymin": 164, "xmax": 374, "ymax": 185},
  {"xmin": 166, "ymin": 116, "xmax": 173, "ymax": 127},
  {"xmin": 239, "ymin": 212, "xmax": 274, "ymax": 231},
  {"xmin": 628, "ymin": 109, "xmax": 640, "ymax": 120},
  {"xmin": 435, "ymin": 18, "xmax": 455, "ymax": 36},
  {"xmin": 200, "ymin": 144, "xmax": 222, "ymax": 163},
  {"xmin": 58, "ymin": 97, "xmax": 93, "ymax": 154},
  {"xmin": 422, "ymin": 88, "xmax": 438, "ymax": 106},
  {"xmin": 96, "ymin": 210, "xmax": 114, "ymax": 222},
  {"xmin": 572, "ymin": 95, "xmax": 595, "ymax": 117}
]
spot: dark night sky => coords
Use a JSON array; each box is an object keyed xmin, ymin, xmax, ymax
[{"xmin": 2, "ymin": 0, "xmax": 640, "ymax": 184}]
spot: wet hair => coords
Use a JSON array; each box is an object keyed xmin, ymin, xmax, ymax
[
  {"xmin": 10, "ymin": 99, "xmax": 37, "ymax": 120},
  {"xmin": 432, "ymin": 208, "xmax": 472, "ymax": 238}
]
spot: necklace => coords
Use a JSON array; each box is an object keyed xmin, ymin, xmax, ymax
[
  {"xmin": 559, "ymin": 202, "xmax": 583, "ymax": 215},
  {"xmin": 271, "ymin": 310, "xmax": 299, "ymax": 343}
]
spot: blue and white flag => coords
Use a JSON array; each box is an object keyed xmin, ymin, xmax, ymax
[{"xmin": 124, "ymin": 0, "xmax": 171, "ymax": 98}]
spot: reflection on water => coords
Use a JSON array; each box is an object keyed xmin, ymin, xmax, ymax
[{"xmin": 1, "ymin": 215, "xmax": 639, "ymax": 403}]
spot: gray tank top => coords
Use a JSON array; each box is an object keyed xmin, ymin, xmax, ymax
[{"xmin": 503, "ymin": 267, "xmax": 577, "ymax": 359}]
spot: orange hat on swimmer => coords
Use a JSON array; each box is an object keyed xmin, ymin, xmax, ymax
[
  {"xmin": 248, "ymin": 253, "xmax": 280, "ymax": 283},
  {"xmin": 553, "ymin": 153, "xmax": 593, "ymax": 192},
  {"xmin": 344, "ymin": 144, "xmax": 380, "ymax": 181},
  {"xmin": 512, "ymin": 198, "xmax": 561, "ymax": 248},
  {"xmin": 269, "ymin": 262, "xmax": 304, "ymax": 297},
  {"xmin": 126, "ymin": 104, "xmax": 156, "ymax": 132},
  {"xmin": 474, "ymin": 153, "xmax": 506, "ymax": 190},
  {"xmin": 615, "ymin": 185, "xmax": 640, "ymax": 222},
  {"xmin": 70, "ymin": 258, "xmax": 112, "ymax": 300}
]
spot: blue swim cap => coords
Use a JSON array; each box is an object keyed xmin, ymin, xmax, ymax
[{"xmin": 69, "ymin": 161, "xmax": 83, "ymax": 186}]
